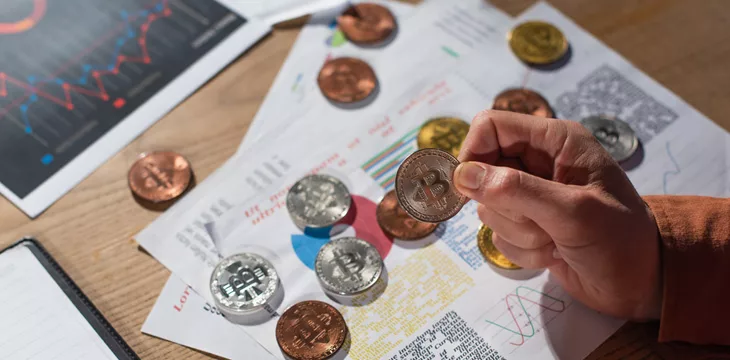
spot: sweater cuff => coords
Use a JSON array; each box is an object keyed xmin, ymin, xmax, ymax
[{"xmin": 644, "ymin": 195, "xmax": 730, "ymax": 345}]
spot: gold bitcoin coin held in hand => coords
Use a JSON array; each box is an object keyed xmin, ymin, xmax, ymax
[
  {"xmin": 477, "ymin": 224, "xmax": 521, "ymax": 270},
  {"xmin": 395, "ymin": 149, "xmax": 467, "ymax": 223},
  {"xmin": 417, "ymin": 117, "xmax": 470, "ymax": 158},
  {"xmin": 508, "ymin": 21, "xmax": 568, "ymax": 65}
]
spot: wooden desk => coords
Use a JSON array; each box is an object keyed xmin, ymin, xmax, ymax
[{"xmin": 1, "ymin": 0, "xmax": 728, "ymax": 358}]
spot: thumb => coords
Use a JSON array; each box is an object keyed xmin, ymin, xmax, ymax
[{"xmin": 454, "ymin": 161, "xmax": 574, "ymax": 226}]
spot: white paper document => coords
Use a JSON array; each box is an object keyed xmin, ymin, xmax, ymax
[
  {"xmin": 142, "ymin": 274, "xmax": 275, "ymax": 360},
  {"xmin": 239, "ymin": 0, "xmax": 512, "ymax": 150},
  {"xmin": 0, "ymin": 246, "xmax": 116, "ymax": 360},
  {"xmin": 226, "ymin": 0, "xmax": 345, "ymax": 25},
  {"xmin": 138, "ymin": 1, "xmax": 728, "ymax": 359}
]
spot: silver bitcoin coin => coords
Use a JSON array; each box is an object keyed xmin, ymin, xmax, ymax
[
  {"xmin": 395, "ymin": 148, "xmax": 467, "ymax": 223},
  {"xmin": 286, "ymin": 174, "xmax": 352, "ymax": 231},
  {"xmin": 315, "ymin": 237, "xmax": 383, "ymax": 296},
  {"xmin": 580, "ymin": 116, "xmax": 639, "ymax": 162},
  {"xmin": 210, "ymin": 253, "xmax": 280, "ymax": 323}
]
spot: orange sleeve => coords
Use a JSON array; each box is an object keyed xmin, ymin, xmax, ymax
[{"xmin": 644, "ymin": 195, "xmax": 730, "ymax": 345}]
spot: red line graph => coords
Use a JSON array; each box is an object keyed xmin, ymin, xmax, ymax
[
  {"xmin": 484, "ymin": 285, "xmax": 567, "ymax": 346},
  {"xmin": 0, "ymin": 2, "xmax": 171, "ymax": 118}
]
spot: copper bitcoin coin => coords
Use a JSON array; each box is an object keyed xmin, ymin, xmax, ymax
[
  {"xmin": 395, "ymin": 149, "xmax": 467, "ymax": 223},
  {"xmin": 275, "ymin": 300, "xmax": 348, "ymax": 360},
  {"xmin": 317, "ymin": 57, "xmax": 377, "ymax": 103},
  {"xmin": 128, "ymin": 151, "xmax": 192, "ymax": 203},
  {"xmin": 376, "ymin": 190, "xmax": 438, "ymax": 240},
  {"xmin": 337, "ymin": 3, "xmax": 396, "ymax": 44},
  {"xmin": 492, "ymin": 88, "xmax": 554, "ymax": 118}
]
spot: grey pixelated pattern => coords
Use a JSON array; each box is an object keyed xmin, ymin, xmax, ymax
[{"xmin": 553, "ymin": 65, "xmax": 679, "ymax": 143}]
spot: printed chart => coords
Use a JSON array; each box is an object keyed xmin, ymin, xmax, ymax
[
  {"xmin": 476, "ymin": 282, "xmax": 573, "ymax": 354},
  {"xmin": 361, "ymin": 125, "xmax": 420, "ymax": 191},
  {"xmin": 0, "ymin": 0, "xmax": 249, "ymax": 209}
]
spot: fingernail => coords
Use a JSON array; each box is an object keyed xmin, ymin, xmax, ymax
[
  {"xmin": 553, "ymin": 248, "xmax": 562, "ymax": 259},
  {"xmin": 455, "ymin": 162, "xmax": 485, "ymax": 190}
]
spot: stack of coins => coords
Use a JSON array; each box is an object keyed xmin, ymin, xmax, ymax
[
  {"xmin": 580, "ymin": 116, "xmax": 639, "ymax": 162},
  {"xmin": 337, "ymin": 3, "xmax": 396, "ymax": 45},
  {"xmin": 286, "ymin": 174, "xmax": 352, "ymax": 236},
  {"xmin": 376, "ymin": 190, "xmax": 438, "ymax": 240},
  {"xmin": 317, "ymin": 57, "xmax": 378, "ymax": 104},
  {"xmin": 376, "ymin": 118, "xmax": 470, "ymax": 241},
  {"xmin": 394, "ymin": 148, "xmax": 467, "ymax": 223},
  {"xmin": 314, "ymin": 237, "xmax": 384, "ymax": 297},
  {"xmin": 492, "ymin": 88, "xmax": 554, "ymax": 118},
  {"xmin": 508, "ymin": 21, "xmax": 569, "ymax": 65},
  {"xmin": 210, "ymin": 253, "xmax": 282, "ymax": 324},
  {"xmin": 477, "ymin": 224, "xmax": 521, "ymax": 269},
  {"xmin": 276, "ymin": 300, "xmax": 348, "ymax": 360},
  {"xmin": 128, "ymin": 151, "xmax": 193, "ymax": 209},
  {"xmin": 416, "ymin": 117, "xmax": 470, "ymax": 158}
]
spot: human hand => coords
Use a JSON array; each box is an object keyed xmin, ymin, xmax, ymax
[{"xmin": 454, "ymin": 110, "xmax": 661, "ymax": 320}]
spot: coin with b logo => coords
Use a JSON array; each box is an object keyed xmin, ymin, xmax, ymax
[
  {"xmin": 315, "ymin": 237, "xmax": 383, "ymax": 296},
  {"xmin": 395, "ymin": 148, "xmax": 467, "ymax": 223},
  {"xmin": 210, "ymin": 253, "xmax": 280, "ymax": 323},
  {"xmin": 580, "ymin": 116, "xmax": 638, "ymax": 162}
]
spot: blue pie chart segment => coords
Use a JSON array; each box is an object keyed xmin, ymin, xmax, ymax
[{"xmin": 291, "ymin": 234, "xmax": 330, "ymax": 270}]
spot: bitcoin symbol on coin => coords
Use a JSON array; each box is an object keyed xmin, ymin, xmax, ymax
[
  {"xmin": 411, "ymin": 167, "xmax": 449, "ymax": 209},
  {"xmin": 219, "ymin": 261, "xmax": 267, "ymax": 301},
  {"xmin": 430, "ymin": 125, "xmax": 466, "ymax": 155},
  {"xmin": 395, "ymin": 149, "xmax": 466, "ymax": 223},
  {"xmin": 594, "ymin": 127, "xmax": 619, "ymax": 146},
  {"xmin": 142, "ymin": 164, "xmax": 173, "ymax": 189},
  {"xmin": 331, "ymin": 249, "xmax": 364, "ymax": 282},
  {"xmin": 291, "ymin": 311, "xmax": 332, "ymax": 349}
]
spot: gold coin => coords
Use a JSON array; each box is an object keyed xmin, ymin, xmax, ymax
[
  {"xmin": 477, "ymin": 224, "xmax": 521, "ymax": 269},
  {"xmin": 508, "ymin": 21, "xmax": 568, "ymax": 65},
  {"xmin": 416, "ymin": 117, "xmax": 469, "ymax": 158}
]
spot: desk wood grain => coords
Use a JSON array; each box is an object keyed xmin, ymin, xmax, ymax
[{"xmin": 1, "ymin": 1, "xmax": 728, "ymax": 358}]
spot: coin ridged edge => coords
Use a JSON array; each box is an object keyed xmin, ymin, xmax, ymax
[{"xmin": 395, "ymin": 149, "xmax": 467, "ymax": 223}]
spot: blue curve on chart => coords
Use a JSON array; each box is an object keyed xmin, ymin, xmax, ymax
[{"xmin": 18, "ymin": 2, "xmax": 167, "ymax": 134}]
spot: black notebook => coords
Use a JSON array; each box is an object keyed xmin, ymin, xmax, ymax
[{"xmin": 0, "ymin": 238, "xmax": 139, "ymax": 359}]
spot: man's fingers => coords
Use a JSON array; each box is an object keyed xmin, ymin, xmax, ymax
[
  {"xmin": 458, "ymin": 110, "xmax": 500, "ymax": 164},
  {"xmin": 492, "ymin": 233, "xmax": 562, "ymax": 269},
  {"xmin": 458, "ymin": 110, "xmax": 571, "ymax": 179},
  {"xmin": 454, "ymin": 161, "xmax": 575, "ymax": 226},
  {"xmin": 476, "ymin": 204, "xmax": 552, "ymax": 250}
]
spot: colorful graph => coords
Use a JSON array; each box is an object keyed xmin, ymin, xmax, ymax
[
  {"xmin": 0, "ymin": 0, "xmax": 245, "ymax": 199},
  {"xmin": 0, "ymin": 1, "xmax": 170, "ymax": 134},
  {"xmin": 478, "ymin": 284, "xmax": 571, "ymax": 351},
  {"xmin": 361, "ymin": 125, "xmax": 420, "ymax": 190},
  {"xmin": 290, "ymin": 195, "xmax": 393, "ymax": 270}
]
